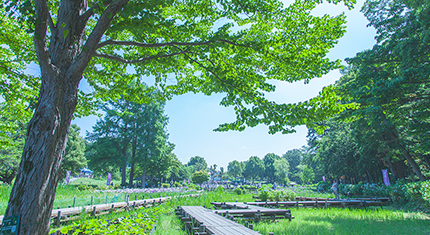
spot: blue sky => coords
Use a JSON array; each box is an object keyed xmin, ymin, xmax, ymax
[{"xmin": 73, "ymin": 0, "xmax": 377, "ymax": 169}]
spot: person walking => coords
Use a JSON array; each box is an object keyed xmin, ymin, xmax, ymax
[{"xmin": 332, "ymin": 180, "xmax": 339, "ymax": 200}]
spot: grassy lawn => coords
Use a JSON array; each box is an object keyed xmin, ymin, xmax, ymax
[
  {"xmin": 254, "ymin": 207, "xmax": 430, "ymax": 235},
  {"xmin": 2, "ymin": 183, "xmax": 429, "ymax": 234},
  {"xmin": 155, "ymin": 190, "xmax": 430, "ymax": 235}
]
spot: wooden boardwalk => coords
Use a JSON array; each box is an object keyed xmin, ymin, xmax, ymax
[
  {"xmin": 0, "ymin": 194, "xmax": 200, "ymax": 225},
  {"xmin": 177, "ymin": 206, "xmax": 261, "ymax": 235},
  {"xmin": 211, "ymin": 202, "xmax": 294, "ymax": 221},
  {"xmin": 217, "ymin": 196, "xmax": 388, "ymax": 210}
]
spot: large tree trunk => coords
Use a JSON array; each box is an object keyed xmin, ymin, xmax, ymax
[
  {"xmin": 5, "ymin": 72, "xmax": 79, "ymax": 234},
  {"xmin": 5, "ymin": 0, "xmax": 129, "ymax": 232}
]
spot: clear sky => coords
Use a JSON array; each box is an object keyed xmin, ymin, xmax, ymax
[{"xmin": 73, "ymin": 0, "xmax": 377, "ymax": 169}]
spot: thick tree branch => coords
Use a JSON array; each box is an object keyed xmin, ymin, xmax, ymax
[
  {"xmin": 97, "ymin": 38, "xmax": 253, "ymax": 49},
  {"xmin": 97, "ymin": 39, "xmax": 214, "ymax": 49},
  {"xmin": 70, "ymin": 0, "xmax": 129, "ymax": 80},
  {"xmin": 78, "ymin": 0, "xmax": 114, "ymax": 33},
  {"xmin": 33, "ymin": 0, "xmax": 51, "ymax": 74},
  {"xmin": 94, "ymin": 51, "xmax": 184, "ymax": 64}
]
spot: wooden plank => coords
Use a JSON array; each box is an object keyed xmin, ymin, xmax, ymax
[{"xmin": 181, "ymin": 206, "xmax": 260, "ymax": 235}]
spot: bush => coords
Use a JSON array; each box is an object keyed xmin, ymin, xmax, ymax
[
  {"xmin": 273, "ymin": 190, "xmax": 296, "ymax": 201},
  {"xmin": 259, "ymin": 189, "xmax": 274, "ymax": 201},
  {"xmin": 234, "ymin": 187, "xmax": 246, "ymax": 195},
  {"xmin": 77, "ymin": 185, "xmax": 94, "ymax": 191},
  {"xmin": 317, "ymin": 181, "xmax": 331, "ymax": 193},
  {"xmin": 241, "ymin": 185, "xmax": 257, "ymax": 190},
  {"xmin": 174, "ymin": 182, "xmax": 182, "ymax": 187},
  {"xmin": 161, "ymin": 183, "xmax": 170, "ymax": 188},
  {"xmin": 187, "ymin": 183, "xmax": 201, "ymax": 191},
  {"xmin": 421, "ymin": 181, "xmax": 430, "ymax": 203},
  {"xmin": 215, "ymin": 186, "xmax": 224, "ymax": 193}
]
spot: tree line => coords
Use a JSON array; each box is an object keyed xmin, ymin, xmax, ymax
[{"xmin": 302, "ymin": 0, "xmax": 430, "ymax": 183}]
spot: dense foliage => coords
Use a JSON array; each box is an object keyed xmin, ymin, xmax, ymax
[
  {"xmin": 86, "ymin": 98, "xmax": 173, "ymax": 187},
  {"xmin": 302, "ymin": 0, "xmax": 430, "ymax": 183}
]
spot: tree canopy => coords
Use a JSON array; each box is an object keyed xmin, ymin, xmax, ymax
[{"xmin": 2, "ymin": 0, "xmax": 357, "ymax": 233}]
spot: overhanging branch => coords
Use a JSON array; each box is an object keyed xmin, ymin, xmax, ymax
[
  {"xmin": 97, "ymin": 39, "xmax": 214, "ymax": 49},
  {"xmin": 94, "ymin": 51, "xmax": 184, "ymax": 64}
]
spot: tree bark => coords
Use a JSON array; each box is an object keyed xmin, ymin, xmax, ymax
[
  {"xmin": 5, "ymin": 0, "xmax": 129, "ymax": 233},
  {"xmin": 128, "ymin": 138, "xmax": 137, "ymax": 187},
  {"xmin": 385, "ymin": 158, "xmax": 398, "ymax": 181},
  {"xmin": 5, "ymin": 71, "xmax": 79, "ymax": 234},
  {"xmin": 403, "ymin": 150, "xmax": 426, "ymax": 181}
]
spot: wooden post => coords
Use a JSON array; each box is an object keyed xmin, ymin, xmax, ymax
[
  {"xmin": 199, "ymin": 223, "xmax": 206, "ymax": 232},
  {"xmin": 56, "ymin": 211, "xmax": 61, "ymax": 227},
  {"xmin": 73, "ymin": 197, "xmax": 76, "ymax": 207},
  {"xmin": 249, "ymin": 224, "xmax": 254, "ymax": 230},
  {"xmin": 325, "ymin": 199, "xmax": 328, "ymax": 209},
  {"xmin": 91, "ymin": 196, "xmax": 93, "ymax": 206},
  {"xmin": 91, "ymin": 206, "xmax": 96, "ymax": 217}
]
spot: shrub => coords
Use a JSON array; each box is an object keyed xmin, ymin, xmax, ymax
[
  {"xmin": 77, "ymin": 185, "xmax": 94, "ymax": 191},
  {"xmin": 317, "ymin": 181, "xmax": 331, "ymax": 193},
  {"xmin": 234, "ymin": 187, "xmax": 245, "ymax": 195},
  {"xmin": 161, "ymin": 183, "xmax": 170, "ymax": 188},
  {"xmin": 174, "ymin": 182, "xmax": 182, "ymax": 188},
  {"xmin": 259, "ymin": 189, "xmax": 274, "ymax": 201},
  {"xmin": 215, "ymin": 186, "xmax": 224, "ymax": 193},
  {"xmin": 187, "ymin": 183, "xmax": 200, "ymax": 191},
  {"xmin": 421, "ymin": 181, "xmax": 430, "ymax": 207},
  {"xmin": 387, "ymin": 183, "xmax": 407, "ymax": 203}
]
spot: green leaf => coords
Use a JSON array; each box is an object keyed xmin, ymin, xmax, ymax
[{"xmin": 63, "ymin": 29, "xmax": 69, "ymax": 38}]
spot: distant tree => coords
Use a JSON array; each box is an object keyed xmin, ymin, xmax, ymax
[
  {"xmin": 273, "ymin": 158, "xmax": 290, "ymax": 184},
  {"xmin": 227, "ymin": 160, "xmax": 244, "ymax": 180},
  {"xmin": 219, "ymin": 167, "xmax": 226, "ymax": 180},
  {"xmin": 243, "ymin": 156, "xmax": 265, "ymax": 183},
  {"xmin": 209, "ymin": 164, "xmax": 218, "ymax": 181},
  {"xmin": 299, "ymin": 165, "xmax": 315, "ymax": 184},
  {"xmin": 192, "ymin": 170, "xmax": 210, "ymax": 184},
  {"xmin": 86, "ymin": 97, "xmax": 170, "ymax": 186},
  {"xmin": 263, "ymin": 153, "xmax": 281, "ymax": 182},
  {"xmin": 188, "ymin": 156, "xmax": 208, "ymax": 172},
  {"xmin": 0, "ymin": 121, "xmax": 25, "ymax": 184},
  {"xmin": 61, "ymin": 124, "xmax": 87, "ymax": 177},
  {"xmin": 283, "ymin": 149, "xmax": 303, "ymax": 183},
  {"xmin": 170, "ymin": 163, "xmax": 192, "ymax": 182}
]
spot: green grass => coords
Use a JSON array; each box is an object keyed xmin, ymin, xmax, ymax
[
  {"xmin": 254, "ymin": 207, "xmax": 430, "ymax": 235},
  {"xmin": 0, "ymin": 178, "xmax": 195, "ymax": 215},
  {"xmin": 3, "ymin": 183, "xmax": 430, "ymax": 235},
  {"xmin": 152, "ymin": 213, "xmax": 184, "ymax": 235},
  {"xmin": 67, "ymin": 177, "xmax": 121, "ymax": 187}
]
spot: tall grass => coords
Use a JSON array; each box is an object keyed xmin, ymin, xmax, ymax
[{"xmin": 254, "ymin": 207, "xmax": 430, "ymax": 235}]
